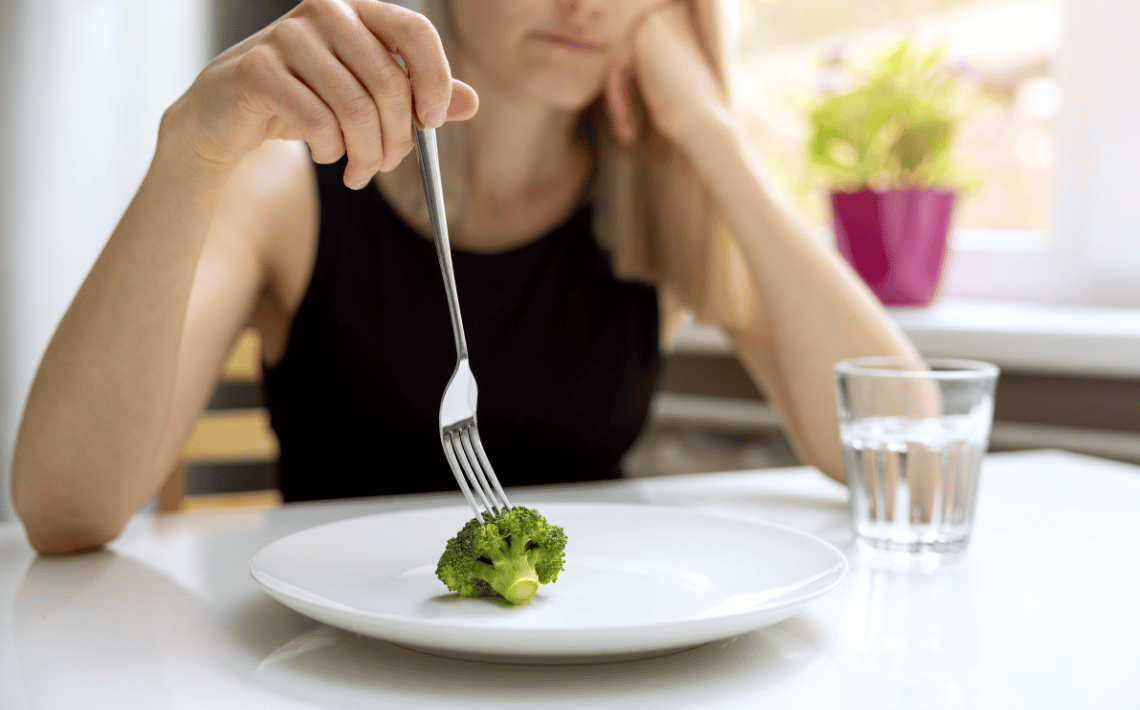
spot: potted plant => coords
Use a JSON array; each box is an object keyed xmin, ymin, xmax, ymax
[{"xmin": 807, "ymin": 39, "xmax": 974, "ymax": 306}]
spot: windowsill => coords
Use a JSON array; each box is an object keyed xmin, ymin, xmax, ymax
[
  {"xmin": 951, "ymin": 229, "xmax": 1051, "ymax": 253},
  {"xmin": 673, "ymin": 298, "xmax": 1140, "ymax": 379}
]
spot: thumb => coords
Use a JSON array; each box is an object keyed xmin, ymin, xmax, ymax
[{"xmin": 445, "ymin": 79, "xmax": 479, "ymax": 122}]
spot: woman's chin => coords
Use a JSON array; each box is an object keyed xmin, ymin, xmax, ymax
[{"xmin": 527, "ymin": 78, "xmax": 603, "ymax": 113}]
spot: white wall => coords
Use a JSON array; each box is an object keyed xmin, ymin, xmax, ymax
[{"xmin": 0, "ymin": 0, "xmax": 210, "ymax": 523}]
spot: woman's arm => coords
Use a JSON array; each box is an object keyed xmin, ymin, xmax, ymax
[
  {"xmin": 13, "ymin": 0, "xmax": 474, "ymax": 553},
  {"xmin": 619, "ymin": 4, "xmax": 920, "ymax": 482},
  {"xmin": 11, "ymin": 136, "xmax": 265, "ymax": 554},
  {"xmin": 698, "ymin": 128, "xmax": 918, "ymax": 482},
  {"xmin": 10, "ymin": 137, "xmax": 324, "ymax": 554}
]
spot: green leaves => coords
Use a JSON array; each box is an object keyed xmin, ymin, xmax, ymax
[{"xmin": 807, "ymin": 39, "xmax": 972, "ymax": 190}]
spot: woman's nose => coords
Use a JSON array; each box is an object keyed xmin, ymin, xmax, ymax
[{"xmin": 557, "ymin": 0, "xmax": 606, "ymax": 20}]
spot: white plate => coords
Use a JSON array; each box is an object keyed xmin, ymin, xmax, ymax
[{"xmin": 249, "ymin": 502, "xmax": 847, "ymax": 662}]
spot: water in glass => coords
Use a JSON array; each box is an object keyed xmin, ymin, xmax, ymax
[{"xmin": 841, "ymin": 414, "xmax": 987, "ymax": 557}]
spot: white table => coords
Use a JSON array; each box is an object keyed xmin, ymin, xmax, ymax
[{"xmin": 3, "ymin": 449, "xmax": 1138, "ymax": 709}]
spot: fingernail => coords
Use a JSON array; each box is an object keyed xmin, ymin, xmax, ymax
[
  {"xmin": 349, "ymin": 176, "xmax": 369, "ymax": 190},
  {"xmin": 425, "ymin": 106, "xmax": 447, "ymax": 129}
]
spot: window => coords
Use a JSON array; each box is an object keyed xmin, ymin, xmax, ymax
[{"xmin": 730, "ymin": 0, "xmax": 1140, "ymax": 306}]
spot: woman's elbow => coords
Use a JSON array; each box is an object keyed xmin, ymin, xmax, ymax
[
  {"xmin": 21, "ymin": 517, "xmax": 122, "ymax": 555},
  {"xmin": 12, "ymin": 472, "xmax": 126, "ymax": 555},
  {"xmin": 787, "ymin": 430, "xmax": 847, "ymax": 485}
]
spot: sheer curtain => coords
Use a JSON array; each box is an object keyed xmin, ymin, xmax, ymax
[{"xmin": 0, "ymin": 0, "xmax": 209, "ymax": 522}]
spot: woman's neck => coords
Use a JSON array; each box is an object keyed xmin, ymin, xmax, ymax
[
  {"xmin": 376, "ymin": 52, "xmax": 594, "ymax": 253},
  {"xmin": 461, "ymin": 64, "xmax": 580, "ymax": 201},
  {"xmin": 446, "ymin": 52, "xmax": 591, "ymax": 250}
]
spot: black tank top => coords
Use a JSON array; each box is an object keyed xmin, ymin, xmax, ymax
[{"xmin": 262, "ymin": 158, "xmax": 662, "ymax": 502}]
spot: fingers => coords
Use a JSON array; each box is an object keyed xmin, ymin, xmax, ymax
[
  {"xmin": 293, "ymin": 0, "xmax": 471, "ymax": 187},
  {"xmin": 232, "ymin": 44, "xmax": 346, "ymax": 165},
  {"xmin": 323, "ymin": 15, "xmax": 418, "ymax": 177},
  {"xmin": 233, "ymin": 0, "xmax": 475, "ymax": 189},
  {"xmin": 274, "ymin": 16, "xmax": 389, "ymax": 188},
  {"xmin": 353, "ymin": 1, "xmax": 454, "ymax": 129},
  {"xmin": 605, "ymin": 1, "xmax": 687, "ymax": 145},
  {"xmin": 628, "ymin": 0, "xmax": 689, "ymax": 41},
  {"xmin": 605, "ymin": 57, "xmax": 640, "ymax": 145}
]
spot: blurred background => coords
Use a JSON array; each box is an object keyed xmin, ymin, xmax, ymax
[{"xmin": 1, "ymin": 0, "xmax": 1137, "ymax": 520}]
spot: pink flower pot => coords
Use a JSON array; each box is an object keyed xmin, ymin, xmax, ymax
[{"xmin": 830, "ymin": 188, "xmax": 956, "ymax": 307}]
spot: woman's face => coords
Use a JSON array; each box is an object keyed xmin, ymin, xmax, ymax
[{"xmin": 451, "ymin": 0, "xmax": 665, "ymax": 110}]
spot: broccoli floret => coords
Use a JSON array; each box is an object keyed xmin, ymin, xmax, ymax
[{"xmin": 436, "ymin": 506, "xmax": 566, "ymax": 605}]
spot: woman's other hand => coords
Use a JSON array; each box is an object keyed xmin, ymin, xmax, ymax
[
  {"xmin": 605, "ymin": 0, "xmax": 727, "ymax": 147},
  {"xmin": 166, "ymin": 0, "xmax": 478, "ymax": 189}
]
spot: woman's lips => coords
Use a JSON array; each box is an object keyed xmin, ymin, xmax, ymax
[{"xmin": 533, "ymin": 32, "xmax": 606, "ymax": 53}]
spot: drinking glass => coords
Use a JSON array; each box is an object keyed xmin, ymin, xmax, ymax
[{"xmin": 834, "ymin": 357, "xmax": 999, "ymax": 567}]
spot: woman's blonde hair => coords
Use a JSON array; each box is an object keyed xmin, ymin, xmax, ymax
[{"xmin": 405, "ymin": 0, "xmax": 756, "ymax": 332}]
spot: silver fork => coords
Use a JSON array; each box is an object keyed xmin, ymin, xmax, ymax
[{"xmin": 413, "ymin": 125, "xmax": 511, "ymax": 521}]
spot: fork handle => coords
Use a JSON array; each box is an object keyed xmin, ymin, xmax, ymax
[{"xmin": 414, "ymin": 126, "xmax": 468, "ymax": 360}]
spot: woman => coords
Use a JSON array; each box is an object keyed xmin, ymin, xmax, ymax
[{"xmin": 12, "ymin": 0, "xmax": 918, "ymax": 554}]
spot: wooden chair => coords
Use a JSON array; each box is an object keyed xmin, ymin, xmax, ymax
[{"xmin": 158, "ymin": 329, "xmax": 281, "ymax": 512}]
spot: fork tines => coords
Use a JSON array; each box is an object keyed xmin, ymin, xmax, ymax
[{"xmin": 441, "ymin": 419, "xmax": 511, "ymax": 521}]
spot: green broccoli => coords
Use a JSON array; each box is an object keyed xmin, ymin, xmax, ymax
[{"xmin": 436, "ymin": 506, "xmax": 567, "ymax": 605}]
